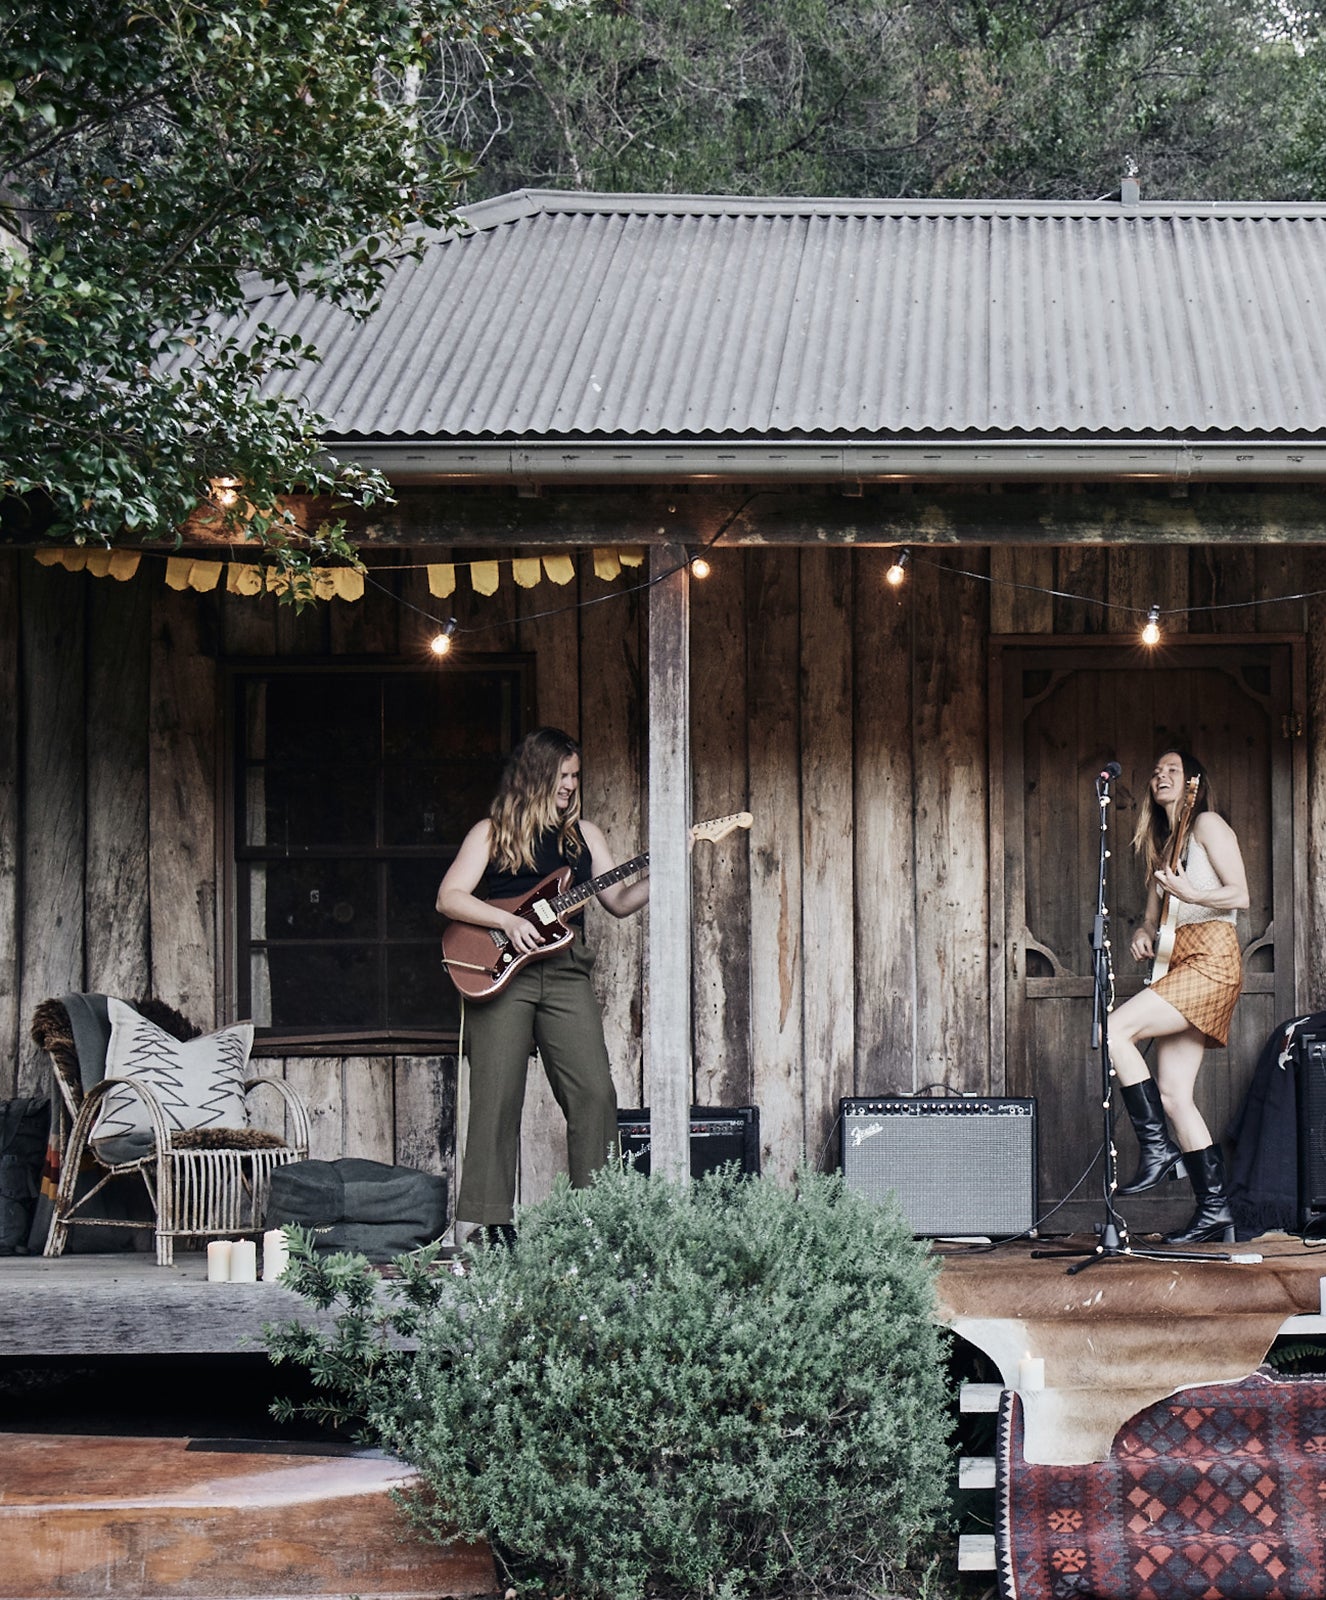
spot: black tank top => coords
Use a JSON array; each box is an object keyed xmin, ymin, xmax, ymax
[{"xmin": 481, "ymin": 824, "xmax": 594, "ymax": 924}]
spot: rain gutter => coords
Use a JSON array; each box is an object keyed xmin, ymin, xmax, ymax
[{"xmin": 327, "ymin": 439, "xmax": 1326, "ymax": 486}]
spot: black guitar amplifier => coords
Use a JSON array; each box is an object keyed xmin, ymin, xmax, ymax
[
  {"xmin": 840, "ymin": 1096, "xmax": 1037, "ymax": 1238},
  {"xmin": 1296, "ymin": 1037, "xmax": 1326, "ymax": 1232},
  {"xmin": 617, "ymin": 1106, "xmax": 761, "ymax": 1179}
]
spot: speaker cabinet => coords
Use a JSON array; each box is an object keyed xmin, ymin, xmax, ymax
[
  {"xmin": 1297, "ymin": 1037, "xmax": 1326, "ymax": 1231},
  {"xmin": 618, "ymin": 1106, "xmax": 761, "ymax": 1179},
  {"xmin": 839, "ymin": 1097, "xmax": 1037, "ymax": 1238}
]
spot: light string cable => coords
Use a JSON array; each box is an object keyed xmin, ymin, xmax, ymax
[
  {"xmin": 903, "ymin": 547, "xmax": 1326, "ymax": 627},
  {"xmin": 358, "ymin": 491, "xmax": 770, "ymax": 639}
]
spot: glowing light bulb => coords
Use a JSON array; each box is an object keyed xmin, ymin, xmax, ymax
[
  {"xmin": 430, "ymin": 618, "xmax": 458, "ymax": 657},
  {"xmin": 1141, "ymin": 605, "xmax": 1161, "ymax": 647},
  {"xmin": 886, "ymin": 548, "xmax": 911, "ymax": 587},
  {"xmin": 211, "ymin": 477, "xmax": 241, "ymax": 509},
  {"xmin": 690, "ymin": 556, "xmax": 711, "ymax": 580}
]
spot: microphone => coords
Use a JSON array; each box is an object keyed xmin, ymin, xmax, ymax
[{"xmin": 1099, "ymin": 761, "xmax": 1122, "ymax": 781}]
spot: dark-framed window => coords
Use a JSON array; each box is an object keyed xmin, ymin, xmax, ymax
[{"xmin": 228, "ymin": 658, "xmax": 532, "ymax": 1048}]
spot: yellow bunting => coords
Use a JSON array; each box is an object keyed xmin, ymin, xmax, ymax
[
  {"xmin": 187, "ymin": 562, "xmax": 222, "ymax": 592},
  {"xmin": 512, "ymin": 557, "xmax": 541, "ymax": 589},
  {"xmin": 264, "ymin": 569, "xmax": 290, "ymax": 596},
  {"xmin": 34, "ymin": 547, "xmax": 67, "ymax": 567},
  {"xmin": 619, "ymin": 547, "xmax": 645, "ymax": 568},
  {"xmin": 313, "ymin": 570, "xmax": 338, "ymax": 601},
  {"xmin": 427, "ymin": 563, "xmax": 456, "ymax": 598},
  {"xmin": 108, "ymin": 551, "xmax": 140, "ymax": 581},
  {"xmin": 471, "ymin": 560, "xmax": 500, "ymax": 596},
  {"xmin": 227, "ymin": 564, "xmax": 265, "ymax": 596},
  {"xmin": 542, "ymin": 553, "xmax": 575, "ymax": 586},
  {"xmin": 330, "ymin": 568, "xmax": 364, "ymax": 601},
  {"xmin": 84, "ymin": 551, "xmax": 114, "ymax": 577},
  {"xmin": 593, "ymin": 548, "xmax": 621, "ymax": 581},
  {"xmin": 165, "ymin": 557, "xmax": 193, "ymax": 590}
]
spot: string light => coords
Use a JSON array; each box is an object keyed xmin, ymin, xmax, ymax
[
  {"xmin": 1141, "ymin": 604, "xmax": 1162, "ymax": 647},
  {"xmin": 885, "ymin": 548, "xmax": 911, "ymax": 586},
  {"xmin": 690, "ymin": 554, "xmax": 711, "ymax": 580},
  {"xmin": 211, "ymin": 477, "xmax": 241, "ymax": 509},
  {"xmin": 429, "ymin": 617, "xmax": 458, "ymax": 657}
]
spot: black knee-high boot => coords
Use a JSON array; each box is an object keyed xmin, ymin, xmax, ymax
[
  {"xmin": 1164, "ymin": 1145, "xmax": 1235, "ymax": 1244},
  {"xmin": 1116, "ymin": 1078, "xmax": 1185, "ymax": 1195}
]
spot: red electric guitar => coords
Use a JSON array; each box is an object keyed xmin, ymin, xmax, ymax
[
  {"xmin": 1146, "ymin": 775, "xmax": 1200, "ymax": 985},
  {"xmin": 441, "ymin": 811, "xmax": 754, "ymax": 1001}
]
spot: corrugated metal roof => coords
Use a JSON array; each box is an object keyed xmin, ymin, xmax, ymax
[{"xmin": 231, "ymin": 191, "xmax": 1326, "ymax": 442}]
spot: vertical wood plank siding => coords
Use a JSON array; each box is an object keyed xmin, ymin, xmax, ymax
[{"xmin": 1, "ymin": 542, "xmax": 1322, "ymax": 1210}]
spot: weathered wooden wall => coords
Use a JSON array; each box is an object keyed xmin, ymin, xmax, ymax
[{"xmin": 3, "ymin": 533, "xmax": 1325, "ymax": 1226}]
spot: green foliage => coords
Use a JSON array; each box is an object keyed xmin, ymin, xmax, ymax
[
  {"xmin": 0, "ymin": 1, "xmax": 569, "ymax": 572},
  {"xmin": 266, "ymin": 1165, "xmax": 954, "ymax": 1600},
  {"xmin": 462, "ymin": 0, "xmax": 1326, "ymax": 203}
]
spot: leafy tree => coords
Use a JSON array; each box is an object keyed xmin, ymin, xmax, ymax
[
  {"xmin": 461, "ymin": 0, "xmax": 1326, "ymax": 203},
  {"xmin": 0, "ymin": 1, "xmax": 569, "ymax": 574}
]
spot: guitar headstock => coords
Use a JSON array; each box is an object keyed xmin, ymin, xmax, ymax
[{"xmin": 689, "ymin": 811, "xmax": 754, "ymax": 846}]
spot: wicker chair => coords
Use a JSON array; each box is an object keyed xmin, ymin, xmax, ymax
[{"xmin": 32, "ymin": 997, "xmax": 310, "ymax": 1266}]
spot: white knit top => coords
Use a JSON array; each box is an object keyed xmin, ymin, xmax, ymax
[{"xmin": 1173, "ymin": 837, "xmax": 1238, "ymax": 927}]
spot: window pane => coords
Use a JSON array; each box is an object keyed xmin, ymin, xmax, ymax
[
  {"xmin": 389, "ymin": 944, "xmax": 459, "ymax": 1033},
  {"xmin": 250, "ymin": 860, "xmax": 380, "ymax": 940},
  {"xmin": 383, "ymin": 672, "xmax": 518, "ymax": 760},
  {"xmin": 265, "ymin": 946, "xmax": 381, "ymax": 1031},
  {"xmin": 382, "ymin": 763, "xmax": 498, "ymax": 847},
  {"xmin": 264, "ymin": 675, "xmax": 380, "ymax": 764},
  {"xmin": 388, "ymin": 858, "xmax": 450, "ymax": 939},
  {"xmin": 251, "ymin": 764, "xmax": 377, "ymax": 849}
]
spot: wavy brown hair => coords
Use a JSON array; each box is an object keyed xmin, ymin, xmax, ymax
[
  {"xmin": 488, "ymin": 727, "xmax": 584, "ymax": 873},
  {"xmin": 1131, "ymin": 749, "xmax": 1214, "ymax": 878}
]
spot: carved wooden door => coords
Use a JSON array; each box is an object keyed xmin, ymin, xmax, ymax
[{"xmin": 997, "ymin": 640, "xmax": 1300, "ymax": 1235}]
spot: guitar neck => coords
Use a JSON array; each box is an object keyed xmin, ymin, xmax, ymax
[{"xmin": 549, "ymin": 852, "xmax": 648, "ymax": 916}]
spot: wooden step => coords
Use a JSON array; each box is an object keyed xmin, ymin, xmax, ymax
[
  {"xmin": 958, "ymin": 1533, "xmax": 996, "ymax": 1571},
  {"xmin": 959, "ymin": 1454, "xmax": 996, "ymax": 1489},
  {"xmin": 0, "ymin": 1432, "xmax": 496, "ymax": 1599},
  {"xmin": 960, "ymin": 1381, "xmax": 1004, "ymax": 1412}
]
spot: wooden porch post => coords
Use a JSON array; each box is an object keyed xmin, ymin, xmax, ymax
[{"xmin": 646, "ymin": 544, "xmax": 692, "ymax": 1181}]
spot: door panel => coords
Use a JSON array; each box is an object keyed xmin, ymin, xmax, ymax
[{"xmin": 999, "ymin": 641, "xmax": 1297, "ymax": 1235}]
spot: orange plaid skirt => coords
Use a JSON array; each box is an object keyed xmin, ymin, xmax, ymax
[{"xmin": 1151, "ymin": 919, "xmax": 1242, "ymax": 1046}]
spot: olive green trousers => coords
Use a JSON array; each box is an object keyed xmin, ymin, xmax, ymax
[{"xmin": 455, "ymin": 937, "xmax": 619, "ymax": 1226}]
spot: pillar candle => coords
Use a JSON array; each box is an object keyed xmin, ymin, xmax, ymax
[
  {"xmin": 1017, "ymin": 1356, "xmax": 1046, "ymax": 1392},
  {"xmin": 229, "ymin": 1238, "xmax": 258, "ymax": 1282},
  {"xmin": 206, "ymin": 1240, "xmax": 233, "ymax": 1282},
  {"xmin": 262, "ymin": 1228, "xmax": 290, "ymax": 1282}
]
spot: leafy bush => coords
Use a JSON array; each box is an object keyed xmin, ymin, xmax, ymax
[{"xmin": 267, "ymin": 1163, "xmax": 952, "ymax": 1600}]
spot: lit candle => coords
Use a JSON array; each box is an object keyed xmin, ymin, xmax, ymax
[
  {"xmin": 206, "ymin": 1240, "xmax": 233, "ymax": 1282},
  {"xmin": 229, "ymin": 1238, "xmax": 258, "ymax": 1282},
  {"xmin": 262, "ymin": 1228, "xmax": 290, "ymax": 1282},
  {"xmin": 1018, "ymin": 1356, "xmax": 1046, "ymax": 1392}
]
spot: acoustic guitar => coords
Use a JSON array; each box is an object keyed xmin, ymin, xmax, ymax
[
  {"xmin": 441, "ymin": 811, "xmax": 754, "ymax": 1001},
  {"xmin": 1147, "ymin": 775, "xmax": 1201, "ymax": 985}
]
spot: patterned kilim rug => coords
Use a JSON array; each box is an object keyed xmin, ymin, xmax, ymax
[{"xmin": 996, "ymin": 1371, "xmax": 1326, "ymax": 1600}]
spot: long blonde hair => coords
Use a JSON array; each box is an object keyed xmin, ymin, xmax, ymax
[
  {"xmin": 488, "ymin": 727, "xmax": 584, "ymax": 873},
  {"xmin": 1131, "ymin": 749, "xmax": 1213, "ymax": 878}
]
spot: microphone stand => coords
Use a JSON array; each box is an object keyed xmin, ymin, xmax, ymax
[{"xmin": 1034, "ymin": 766, "xmax": 1227, "ymax": 1272}]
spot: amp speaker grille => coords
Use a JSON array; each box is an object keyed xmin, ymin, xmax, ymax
[{"xmin": 840, "ymin": 1097, "xmax": 1037, "ymax": 1238}]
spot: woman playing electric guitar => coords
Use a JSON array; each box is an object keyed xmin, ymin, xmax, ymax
[
  {"xmin": 436, "ymin": 727, "xmax": 649, "ymax": 1246},
  {"xmin": 1106, "ymin": 749, "xmax": 1248, "ymax": 1244}
]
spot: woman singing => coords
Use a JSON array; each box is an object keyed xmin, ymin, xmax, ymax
[
  {"xmin": 436, "ymin": 728, "xmax": 649, "ymax": 1244},
  {"xmin": 1107, "ymin": 750, "xmax": 1248, "ymax": 1244}
]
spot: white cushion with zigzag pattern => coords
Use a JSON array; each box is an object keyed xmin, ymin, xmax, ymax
[{"xmin": 91, "ymin": 998, "xmax": 254, "ymax": 1162}]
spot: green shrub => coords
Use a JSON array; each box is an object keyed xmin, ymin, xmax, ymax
[{"xmin": 267, "ymin": 1163, "xmax": 952, "ymax": 1600}]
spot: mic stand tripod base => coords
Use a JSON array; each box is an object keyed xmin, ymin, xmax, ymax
[{"xmin": 1032, "ymin": 1208, "xmax": 1243, "ymax": 1271}]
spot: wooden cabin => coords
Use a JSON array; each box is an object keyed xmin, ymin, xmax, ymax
[{"xmin": 5, "ymin": 190, "xmax": 1326, "ymax": 1239}]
